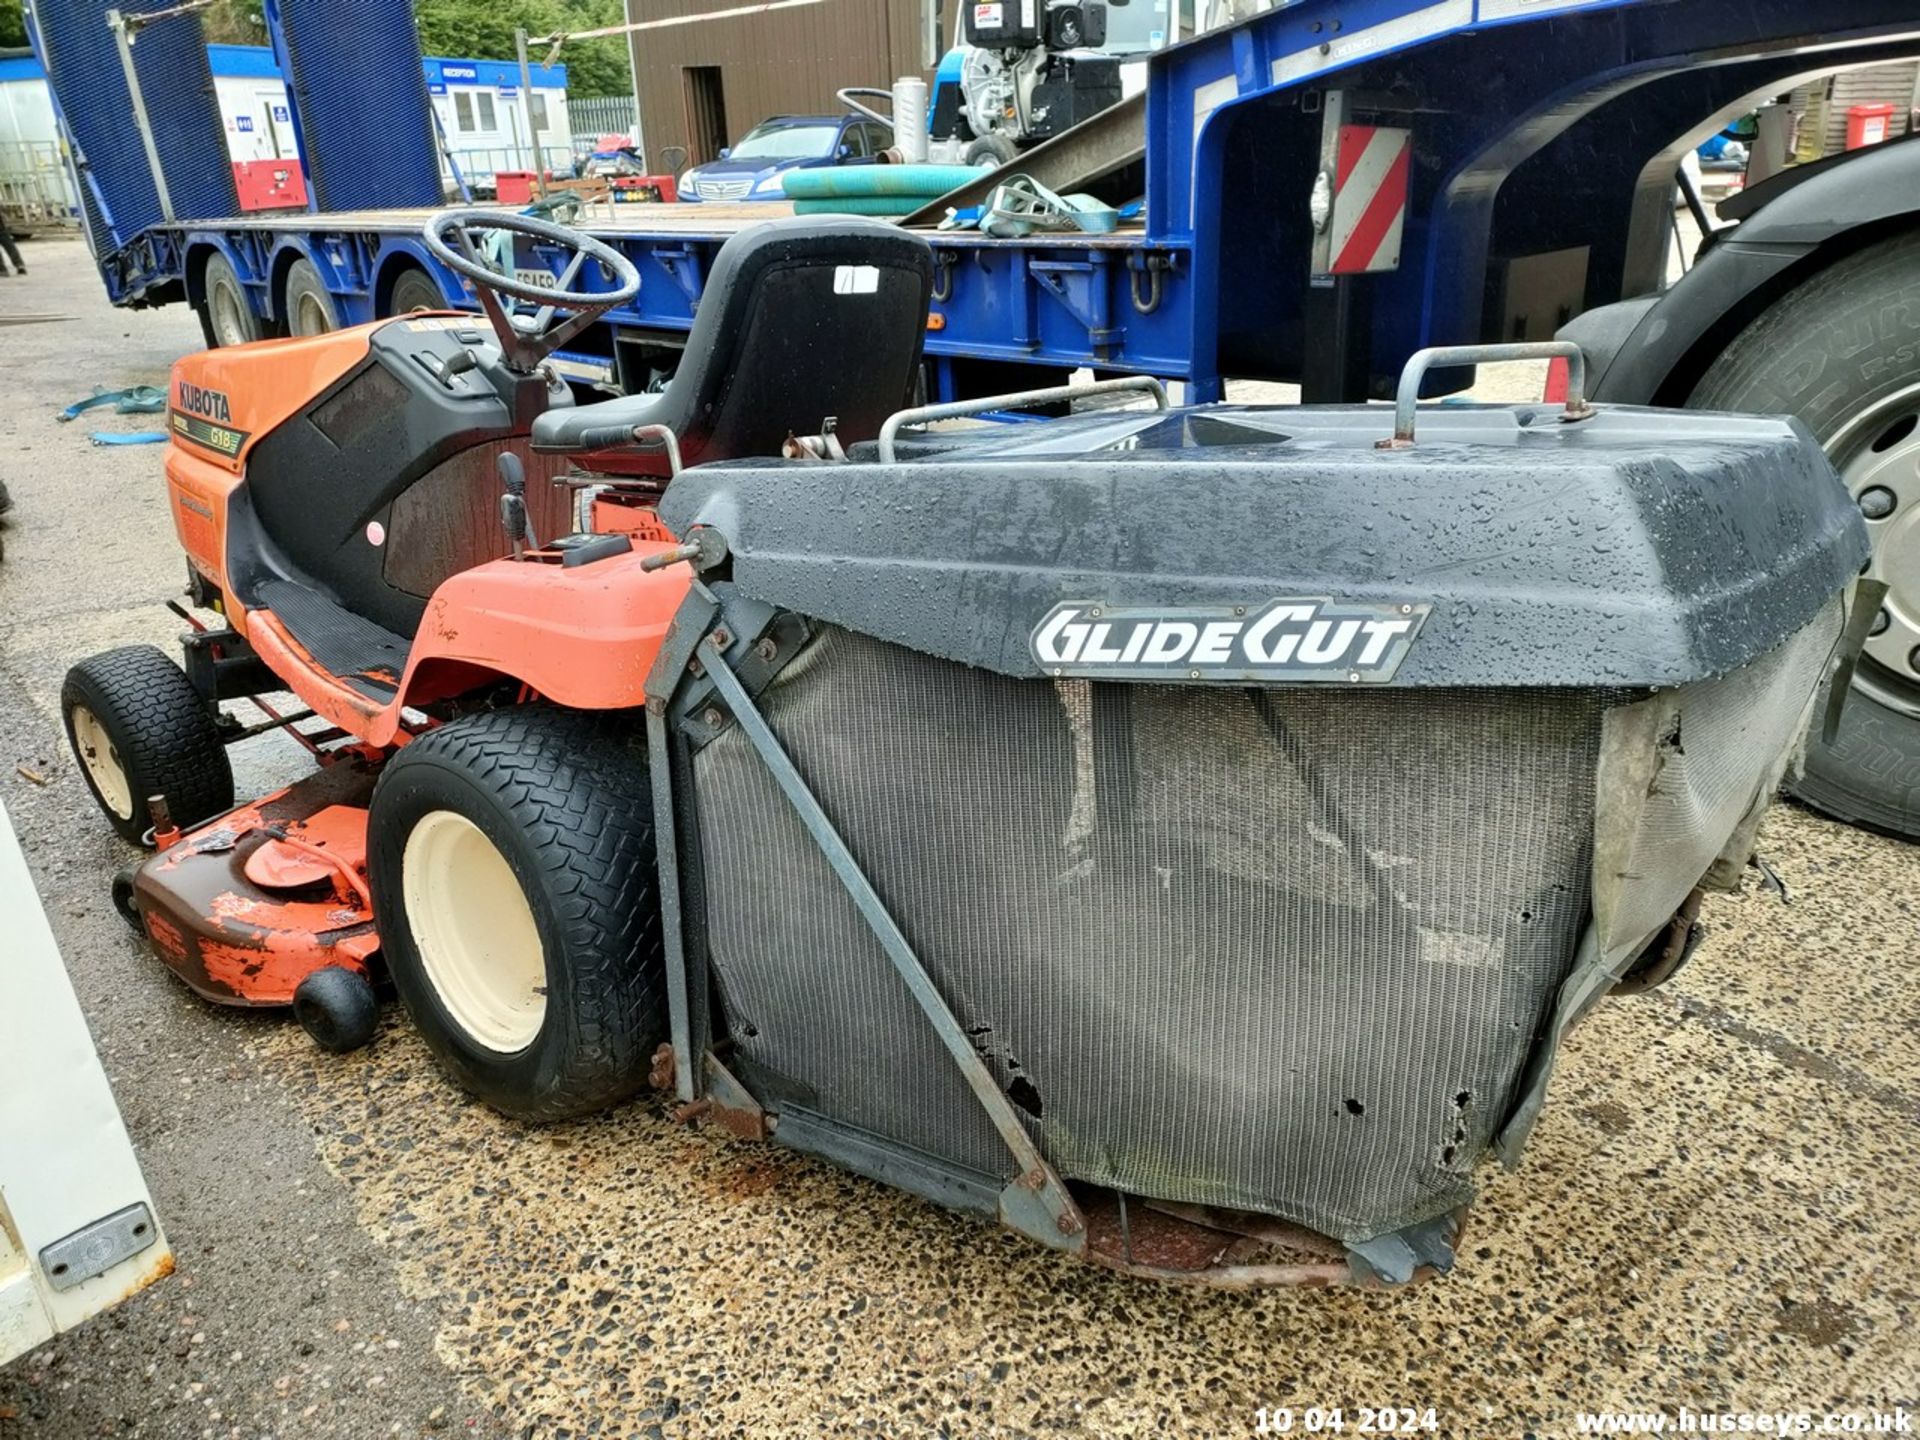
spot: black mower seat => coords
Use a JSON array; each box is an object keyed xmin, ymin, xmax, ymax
[{"xmin": 531, "ymin": 216, "xmax": 934, "ymax": 470}]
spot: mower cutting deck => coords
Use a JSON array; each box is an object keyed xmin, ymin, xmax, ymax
[{"xmin": 65, "ymin": 210, "xmax": 1872, "ymax": 1286}]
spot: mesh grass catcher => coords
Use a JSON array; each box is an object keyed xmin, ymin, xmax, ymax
[{"xmin": 638, "ymin": 354, "xmax": 1872, "ymax": 1287}]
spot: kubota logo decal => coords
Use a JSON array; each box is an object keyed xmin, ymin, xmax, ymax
[
  {"xmin": 170, "ymin": 381, "xmax": 248, "ymax": 459},
  {"xmin": 175, "ymin": 381, "xmax": 232, "ymax": 422},
  {"xmin": 1030, "ymin": 599, "xmax": 1431, "ymax": 683}
]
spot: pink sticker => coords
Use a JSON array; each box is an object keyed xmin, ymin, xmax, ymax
[{"xmin": 365, "ymin": 520, "xmax": 386, "ymax": 547}]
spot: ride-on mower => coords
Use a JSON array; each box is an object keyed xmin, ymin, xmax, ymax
[{"xmin": 66, "ymin": 209, "xmax": 1872, "ymax": 1285}]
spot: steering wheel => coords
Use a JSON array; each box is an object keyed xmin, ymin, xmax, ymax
[{"xmin": 422, "ymin": 209, "xmax": 641, "ymax": 373}]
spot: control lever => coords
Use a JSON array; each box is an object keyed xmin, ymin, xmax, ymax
[
  {"xmin": 434, "ymin": 348, "xmax": 480, "ymax": 387},
  {"xmin": 497, "ymin": 452, "xmax": 536, "ymax": 558}
]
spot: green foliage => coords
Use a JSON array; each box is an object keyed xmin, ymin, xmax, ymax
[
  {"xmin": 0, "ymin": 0, "xmax": 631, "ymax": 99},
  {"xmin": 0, "ymin": 0, "xmax": 257, "ymax": 48},
  {"xmin": 198, "ymin": 1, "xmax": 268, "ymax": 44},
  {"xmin": 413, "ymin": 0, "xmax": 632, "ymax": 98}
]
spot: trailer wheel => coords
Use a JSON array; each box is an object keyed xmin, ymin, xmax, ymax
[
  {"xmin": 387, "ymin": 267, "xmax": 446, "ymax": 316},
  {"xmin": 61, "ymin": 646, "xmax": 234, "ymax": 846},
  {"xmin": 198, "ymin": 252, "xmax": 262, "ymax": 348},
  {"xmin": 284, "ymin": 258, "xmax": 340, "ymax": 336},
  {"xmin": 1690, "ymin": 235, "xmax": 1920, "ymax": 839},
  {"xmin": 366, "ymin": 706, "xmax": 667, "ymax": 1120}
]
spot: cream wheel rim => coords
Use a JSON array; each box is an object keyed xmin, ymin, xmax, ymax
[
  {"xmin": 402, "ymin": 810, "xmax": 547, "ymax": 1052},
  {"xmin": 72, "ymin": 706, "xmax": 133, "ymax": 820}
]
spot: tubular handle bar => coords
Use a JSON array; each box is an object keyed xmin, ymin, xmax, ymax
[{"xmin": 1379, "ymin": 340, "xmax": 1594, "ymax": 449}]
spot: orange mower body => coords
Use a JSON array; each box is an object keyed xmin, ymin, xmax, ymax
[{"xmin": 87, "ymin": 311, "xmax": 693, "ymax": 1042}]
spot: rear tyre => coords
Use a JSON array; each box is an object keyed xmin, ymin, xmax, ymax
[
  {"xmin": 284, "ymin": 257, "xmax": 339, "ymax": 336},
  {"xmin": 198, "ymin": 251, "xmax": 262, "ymax": 348},
  {"xmin": 61, "ymin": 646, "xmax": 234, "ymax": 846},
  {"xmin": 964, "ymin": 132, "xmax": 1020, "ymax": 167},
  {"xmin": 1690, "ymin": 235, "xmax": 1920, "ymax": 840},
  {"xmin": 293, "ymin": 966, "xmax": 381, "ymax": 1054},
  {"xmin": 366, "ymin": 706, "xmax": 667, "ymax": 1120},
  {"xmin": 386, "ymin": 266, "xmax": 446, "ymax": 316}
]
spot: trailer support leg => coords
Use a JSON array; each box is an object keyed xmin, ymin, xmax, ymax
[{"xmin": 1301, "ymin": 274, "xmax": 1373, "ymax": 404}]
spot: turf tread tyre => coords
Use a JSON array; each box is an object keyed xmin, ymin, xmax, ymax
[
  {"xmin": 367, "ymin": 706, "xmax": 666, "ymax": 1120},
  {"xmin": 62, "ymin": 645, "xmax": 234, "ymax": 845},
  {"xmin": 1690, "ymin": 235, "xmax": 1920, "ymax": 839}
]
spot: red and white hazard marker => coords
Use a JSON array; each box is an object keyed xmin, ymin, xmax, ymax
[{"xmin": 1327, "ymin": 124, "xmax": 1411, "ymax": 274}]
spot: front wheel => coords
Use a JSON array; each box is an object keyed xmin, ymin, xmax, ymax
[
  {"xmin": 62, "ymin": 646, "xmax": 234, "ymax": 845},
  {"xmin": 366, "ymin": 706, "xmax": 667, "ymax": 1120},
  {"xmin": 1690, "ymin": 235, "xmax": 1920, "ymax": 840}
]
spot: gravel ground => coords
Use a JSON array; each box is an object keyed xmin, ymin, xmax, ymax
[
  {"xmin": 1, "ymin": 231, "xmax": 1916, "ymax": 1440},
  {"xmin": 0, "ymin": 236, "xmax": 509, "ymax": 1440}
]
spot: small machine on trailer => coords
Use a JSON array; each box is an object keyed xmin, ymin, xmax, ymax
[
  {"xmin": 64, "ymin": 206, "xmax": 1873, "ymax": 1284},
  {"xmin": 929, "ymin": 0, "xmax": 1125, "ymax": 166}
]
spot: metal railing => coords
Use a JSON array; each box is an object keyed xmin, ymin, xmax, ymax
[
  {"xmin": 441, "ymin": 145, "xmax": 577, "ymax": 189},
  {"xmin": 0, "ymin": 141, "xmax": 81, "ymax": 227},
  {"xmin": 567, "ymin": 95, "xmax": 637, "ymax": 141}
]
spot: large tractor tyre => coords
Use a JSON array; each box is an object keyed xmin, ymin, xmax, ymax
[
  {"xmin": 284, "ymin": 258, "xmax": 340, "ymax": 336},
  {"xmin": 366, "ymin": 706, "xmax": 667, "ymax": 1120},
  {"xmin": 61, "ymin": 646, "xmax": 235, "ymax": 847},
  {"xmin": 198, "ymin": 252, "xmax": 264, "ymax": 349},
  {"xmin": 386, "ymin": 266, "xmax": 446, "ymax": 317},
  {"xmin": 1690, "ymin": 235, "xmax": 1920, "ymax": 840}
]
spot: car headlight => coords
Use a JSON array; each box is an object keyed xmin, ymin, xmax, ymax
[
  {"xmin": 751, "ymin": 173, "xmax": 787, "ymax": 197},
  {"xmin": 678, "ymin": 170, "xmax": 696, "ymax": 197}
]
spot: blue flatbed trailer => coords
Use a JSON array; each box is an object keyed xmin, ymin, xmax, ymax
[
  {"xmin": 43, "ymin": 0, "xmax": 1920, "ymax": 404},
  {"xmin": 29, "ymin": 0, "xmax": 1920, "ymax": 835},
  {"xmin": 26, "ymin": 0, "xmax": 1920, "ymax": 397}
]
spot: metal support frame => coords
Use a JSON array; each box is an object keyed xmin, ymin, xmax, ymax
[
  {"xmin": 1029, "ymin": 254, "xmax": 1122, "ymax": 352},
  {"xmin": 1302, "ymin": 91, "xmax": 1377, "ymax": 404},
  {"xmin": 513, "ymin": 29, "xmax": 546, "ymax": 203},
  {"xmin": 105, "ymin": 9, "xmax": 173, "ymax": 223},
  {"xmin": 878, "ymin": 375, "xmax": 1169, "ymax": 461},
  {"xmin": 684, "ymin": 628, "xmax": 1087, "ymax": 1252},
  {"xmin": 643, "ymin": 589, "xmax": 722, "ymax": 1107},
  {"xmin": 1302, "ymin": 275, "xmax": 1374, "ymax": 404},
  {"xmin": 644, "ymin": 710, "xmax": 697, "ymax": 1092}
]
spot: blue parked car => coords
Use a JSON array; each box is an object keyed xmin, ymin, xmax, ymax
[{"xmin": 677, "ymin": 114, "xmax": 894, "ymax": 202}]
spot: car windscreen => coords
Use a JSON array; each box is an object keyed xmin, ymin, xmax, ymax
[{"xmin": 730, "ymin": 123, "xmax": 842, "ymax": 160}]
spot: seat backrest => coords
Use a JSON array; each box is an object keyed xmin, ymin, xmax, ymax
[{"xmin": 650, "ymin": 216, "xmax": 934, "ymax": 465}]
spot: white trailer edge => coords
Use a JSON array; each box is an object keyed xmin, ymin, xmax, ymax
[{"xmin": 0, "ymin": 800, "xmax": 170, "ymax": 1367}]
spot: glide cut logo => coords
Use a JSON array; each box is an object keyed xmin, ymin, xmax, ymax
[
  {"xmin": 170, "ymin": 379, "xmax": 249, "ymax": 459},
  {"xmin": 1031, "ymin": 598, "xmax": 1431, "ymax": 683}
]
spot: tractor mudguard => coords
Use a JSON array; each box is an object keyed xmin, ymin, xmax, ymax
[
  {"xmin": 237, "ymin": 542, "xmax": 692, "ymax": 748},
  {"xmin": 394, "ymin": 544, "xmax": 693, "ymax": 724},
  {"xmin": 1564, "ymin": 137, "xmax": 1920, "ymax": 406}
]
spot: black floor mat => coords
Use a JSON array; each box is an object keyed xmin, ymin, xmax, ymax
[{"xmin": 253, "ymin": 578, "xmax": 412, "ymax": 702}]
